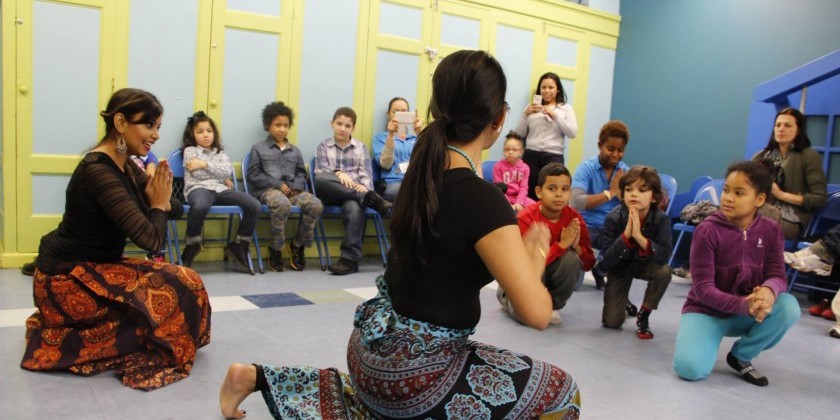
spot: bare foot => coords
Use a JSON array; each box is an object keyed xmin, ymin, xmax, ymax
[{"xmin": 220, "ymin": 363, "xmax": 257, "ymax": 419}]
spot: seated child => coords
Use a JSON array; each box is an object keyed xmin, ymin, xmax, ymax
[
  {"xmin": 497, "ymin": 163, "xmax": 595, "ymax": 324},
  {"xmin": 247, "ymin": 101, "xmax": 324, "ymax": 271},
  {"xmin": 180, "ymin": 111, "xmax": 262, "ymax": 271},
  {"xmin": 493, "ymin": 131, "xmax": 535, "ymax": 213},
  {"xmin": 673, "ymin": 161, "xmax": 800, "ymax": 386},
  {"xmin": 596, "ymin": 165, "xmax": 673, "ymax": 339},
  {"xmin": 314, "ymin": 107, "xmax": 392, "ymax": 275}
]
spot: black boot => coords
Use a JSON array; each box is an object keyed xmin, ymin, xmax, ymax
[
  {"xmin": 21, "ymin": 258, "xmax": 38, "ymax": 276},
  {"xmin": 268, "ymin": 247, "xmax": 285, "ymax": 272},
  {"xmin": 288, "ymin": 243, "xmax": 306, "ymax": 271},
  {"xmin": 363, "ymin": 191, "xmax": 393, "ymax": 217},
  {"xmin": 225, "ymin": 241, "xmax": 251, "ymax": 272},
  {"xmin": 181, "ymin": 243, "xmax": 201, "ymax": 267},
  {"xmin": 626, "ymin": 302, "xmax": 639, "ymax": 317},
  {"xmin": 328, "ymin": 257, "xmax": 359, "ymax": 275}
]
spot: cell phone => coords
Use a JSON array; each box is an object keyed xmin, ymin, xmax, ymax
[
  {"xmin": 533, "ymin": 94, "xmax": 543, "ymax": 104},
  {"xmin": 395, "ymin": 111, "xmax": 415, "ymax": 136}
]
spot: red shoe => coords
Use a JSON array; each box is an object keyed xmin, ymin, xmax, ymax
[
  {"xmin": 809, "ymin": 299, "xmax": 830, "ymax": 317},
  {"xmin": 822, "ymin": 308, "xmax": 837, "ymax": 321}
]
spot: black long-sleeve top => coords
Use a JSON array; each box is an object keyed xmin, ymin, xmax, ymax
[{"xmin": 37, "ymin": 152, "xmax": 182, "ymax": 274}]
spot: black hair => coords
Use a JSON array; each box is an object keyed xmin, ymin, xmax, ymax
[
  {"xmin": 535, "ymin": 72, "xmax": 567, "ymax": 105},
  {"xmin": 537, "ymin": 162, "xmax": 570, "ymax": 187},
  {"xmin": 261, "ymin": 101, "xmax": 295, "ymax": 129},
  {"xmin": 619, "ymin": 165, "xmax": 663, "ymax": 206},
  {"xmin": 391, "ymin": 50, "xmax": 507, "ymax": 267},
  {"xmin": 98, "ymin": 88, "xmax": 163, "ymax": 144},
  {"xmin": 182, "ymin": 111, "xmax": 223, "ymax": 151},
  {"xmin": 762, "ymin": 107, "xmax": 811, "ymax": 152},
  {"xmin": 726, "ymin": 160, "xmax": 772, "ymax": 196}
]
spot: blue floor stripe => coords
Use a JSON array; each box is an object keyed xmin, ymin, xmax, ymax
[{"xmin": 242, "ymin": 292, "xmax": 314, "ymax": 308}]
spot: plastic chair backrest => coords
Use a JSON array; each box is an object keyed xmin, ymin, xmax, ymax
[
  {"xmin": 167, "ymin": 149, "xmax": 184, "ymax": 177},
  {"xmin": 242, "ymin": 153, "xmax": 254, "ymax": 194},
  {"xmin": 694, "ymin": 179, "xmax": 724, "ymax": 206},
  {"xmin": 805, "ymin": 191, "xmax": 840, "ymax": 238},
  {"xmin": 659, "ymin": 173, "xmax": 678, "ymax": 214},
  {"xmin": 668, "ymin": 175, "xmax": 713, "ymax": 218},
  {"xmin": 481, "ymin": 160, "xmax": 496, "ymax": 182}
]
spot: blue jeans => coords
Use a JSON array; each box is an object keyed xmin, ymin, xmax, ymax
[
  {"xmin": 383, "ymin": 181, "xmax": 402, "ymax": 202},
  {"xmin": 673, "ymin": 293, "xmax": 800, "ymax": 381},
  {"xmin": 314, "ymin": 172, "xmax": 366, "ymax": 262},
  {"xmin": 185, "ymin": 188, "xmax": 261, "ymax": 240}
]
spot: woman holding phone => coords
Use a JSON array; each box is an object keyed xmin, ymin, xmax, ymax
[{"xmin": 515, "ymin": 72, "xmax": 578, "ymax": 201}]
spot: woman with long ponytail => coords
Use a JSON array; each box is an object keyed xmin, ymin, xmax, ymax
[{"xmin": 220, "ymin": 51, "xmax": 581, "ymax": 419}]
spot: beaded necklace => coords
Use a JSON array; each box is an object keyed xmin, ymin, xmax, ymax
[{"xmin": 447, "ymin": 145, "xmax": 477, "ymax": 173}]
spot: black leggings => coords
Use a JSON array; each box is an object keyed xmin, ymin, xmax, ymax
[
  {"xmin": 253, "ymin": 364, "xmax": 268, "ymax": 391},
  {"xmin": 523, "ymin": 149, "xmax": 565, "ymax": 201}
]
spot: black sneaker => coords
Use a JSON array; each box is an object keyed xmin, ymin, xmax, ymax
[
  {"xmin": 328, "ymin": 257, "xmax": 359, "ymax": 275},
  {"xmin": 592, "ymin": 264, "xmax": 606, "ymax": 290},
  {"xmin": 181, "ymin": 243, "xmax": 201, "ymax": 267},
  {"xmin": 635, "ymin": 311, "xmax": 653, "ymax": 339},
  {"xmin": 625, "ymin": 302, "xmax": 639, "ymax": 317},
  {"xmin": 21, "ymin": 259, "xmax": 38, "ymax": 276},
  {"xmin": 288, "ymin": 243, "xmax": 306, "ymax": 271},
  {"xmin": 363, "ymin": 191, "xmax": 393, "ymax": 217},
  {"xmin": 268, "ymin": 247, "xmax": 285, "ymax": 272},
  {"xmin": 225, "ymin": 241, "xmax": 251, "ymax": 272},
  {"xmin": 726, "ymin": 352, "xmax": 768, "ymax": 386}
]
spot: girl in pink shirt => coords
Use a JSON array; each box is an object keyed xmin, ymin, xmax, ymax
[{"xmin": 494, "ymin": 132, "xmax": 535, "ymax": 212}]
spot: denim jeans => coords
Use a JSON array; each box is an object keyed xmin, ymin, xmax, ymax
[
  {"xmin": 185, "ymin": 188, "xmax": 261, "ymax": 241},
  {"xmin": 314, "ymin": 171, "xmax": 366, "ymax": 262}
]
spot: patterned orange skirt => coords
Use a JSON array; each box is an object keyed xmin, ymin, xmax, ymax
[{"xmin": 20, "ymin": 259, "xmax": 211, "ymax": 391}]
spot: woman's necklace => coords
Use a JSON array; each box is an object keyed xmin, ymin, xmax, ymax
[{"xmin": 447, "ymin": 145, "xmax": 477, "ymax": 173}]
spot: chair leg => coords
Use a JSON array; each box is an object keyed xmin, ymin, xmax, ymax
[
  {"xmin": 319, "ymin": 219, "xmax": 331, "ymax": 270},
  {"xmin": 171, "ymin": 220, "xmax": 184, "ymax": 266},
  {"xmin": 252, "ymin": 230, "xmax": 265, "ymax": 274},
  {"xmin": 372, "ymin": 214, "xmax": 388, "ymax": 267},
  {"xmin": 668, "ymin": 231, "xmax": 686, "ymax": 268}
]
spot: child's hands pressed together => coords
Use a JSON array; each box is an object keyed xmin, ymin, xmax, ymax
[
  {"xmin": 559, "ymin": 218, "xmax": 580, "ymax": 249},
  {"xmin": 278, "ymin": 183, "xmax": 291, "ymax": 196}
]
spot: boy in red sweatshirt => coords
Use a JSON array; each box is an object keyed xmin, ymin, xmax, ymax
[{"xmin": 497, "ymin": 163, "xmax": 595, "ymax": 324}]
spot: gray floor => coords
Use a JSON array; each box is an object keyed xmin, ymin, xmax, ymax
[{"xmin": 0, "ymin": 259, "xmax": 837, "ymax": 419}]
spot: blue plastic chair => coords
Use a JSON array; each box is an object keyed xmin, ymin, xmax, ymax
[
  {"xmin": 658, "ymin": 173, "xmax": 678, "ymax": 215},
  {"xmin": 167, "ymin": 149, "xmax": 257, "ymax": 275},
  {"xmin": 787, "ymin": 191, "xmax": 840, "ymax": 293},
  {"xmin": 667, "ymin": 179, "xmax": 724, "ymax": 267},
  {"xmin": 309, "ymin": 157, "xmax": 389, "ymax": 268},
  {"xmin": 481, "ymin": 160, "xmax": 496, "ymax": 183},
  {"xmin": 241, "ymin": 153, "xmax": 325, "ymax": 273},
  {"xmin": 668, "ymin": 175, "xmax": 713, "ymax": 220}
]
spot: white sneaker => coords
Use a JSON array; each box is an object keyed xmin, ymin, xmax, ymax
[
  {"xmin": 549, "ymin": 310, "xmax": 563, "ymax": 325},
  {"xmin": 783, "ymin": 251, "xmax": 797, "ymax": 265},
  {"xmin": 789, "ymin": 248, "xmax": 832, "ymax": 274}
]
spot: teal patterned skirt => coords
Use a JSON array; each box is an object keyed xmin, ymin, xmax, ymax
[{"xmin": 258, "ymin": 275, "xmax": 581, "ymax": 419}]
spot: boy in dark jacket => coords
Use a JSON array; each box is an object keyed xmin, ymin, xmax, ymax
[{"xmin": 596, "ymin": 165, "xmax": 672, "ymax": 339}]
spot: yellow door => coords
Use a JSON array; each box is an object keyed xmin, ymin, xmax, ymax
[
  {"xmin": 198, "ymin": 0, "xmax": 299, "ymax": 163},
  {"xmin": 7, "ymin": 0, "xmax": 124, "ymax": 263}
]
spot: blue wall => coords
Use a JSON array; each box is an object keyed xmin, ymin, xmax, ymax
[{"xmin": 612, "ymin": 0, "xmax": 840, "ymax": 189}]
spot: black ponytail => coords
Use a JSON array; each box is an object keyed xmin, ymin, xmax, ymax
[{"xmin": 390, "ymin": 50, "xmax": 506, "ymax": 267}]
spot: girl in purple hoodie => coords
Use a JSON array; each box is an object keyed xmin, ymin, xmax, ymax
[{"xmin": 673, "ymin": 161, "xmax": 800, "ymax": 387}]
